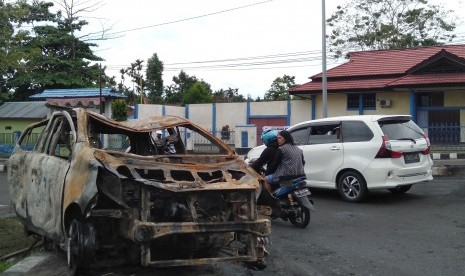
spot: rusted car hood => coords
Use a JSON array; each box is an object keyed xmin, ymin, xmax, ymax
[{"xmin": 94, "ymin": 150, "xmax": 261, "ymax": 193}]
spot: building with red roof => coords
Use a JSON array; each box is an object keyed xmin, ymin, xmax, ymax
[{"xmin": 289, "ymin": 44, "xmax": 465, "ymax": 144}]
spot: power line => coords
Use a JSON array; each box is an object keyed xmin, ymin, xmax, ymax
[
  {"xmin": 99, "ymin": 36, "xmax": 465, "ymax": 72},
  {"xmin": 103, "ymin": 0, "xmax": 275, "ymax": 36},
  {"xmin": 103, "ymin": 50, "xmax": 325, "ymax": 70},
  {"xmin": 165, "ymin": 62, "xmax": 342, "ymax": 72},
  {"xmin": 164, "ymin": 57, "xmax": 324, "ymax": 71},
  {"xmin": 164, "ymin": 50, "xmax": 322, "ymax": 66},
  {"xmin": 5, "ymin": 0, "xmax": 276, "ymax": 41}
]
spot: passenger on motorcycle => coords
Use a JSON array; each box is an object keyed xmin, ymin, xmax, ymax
[
  {"xmin": 250, "ymin": 129, "xmax": 279, "ymax": 176},
  {"xmin": 266, "ymin": 130, "xmax": 305, "ymax": 189}
]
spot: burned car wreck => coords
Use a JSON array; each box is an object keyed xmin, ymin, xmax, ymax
[{"xmin": 7, "ymin": 107, "xmax": 270, "ymax": 272}]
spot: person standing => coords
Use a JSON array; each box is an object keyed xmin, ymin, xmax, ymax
[{"xmin": 221, "ymin": 125, "xmax": 231, "ymax": 141}]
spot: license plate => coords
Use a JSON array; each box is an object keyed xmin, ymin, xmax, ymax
[
  {"xmin": 294, "ymin": 189, "xmax": 311, "ymax": 198},
  {"xmin": 404, "ymin": 152, "xmax": 420, "ymax": 164}
]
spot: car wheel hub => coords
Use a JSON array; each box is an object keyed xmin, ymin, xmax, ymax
[{"xmin": 342, "ymin": 176, "xmax": 360, "ymax": 198}]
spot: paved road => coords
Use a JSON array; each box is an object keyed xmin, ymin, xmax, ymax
[
  {"xmin": 90, "ymin": 177, "xmax": 465, "ymax": 275},
  {"xmin": 262, "ymin": 177, "xmax": 465, "ymax": 276},
  {"xmin": 3, "ymin": 176, "xmax": 465, "ymax": 275}
]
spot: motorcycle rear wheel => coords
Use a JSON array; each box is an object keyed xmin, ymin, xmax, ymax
[{"xmin": 289, "ymin": 204, "xmax": 310, "ymax": 228}]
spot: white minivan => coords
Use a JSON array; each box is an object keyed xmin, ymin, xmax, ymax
[{"xmin": 246, "ymin": 115, "xmax": 434, "ymax": 202}]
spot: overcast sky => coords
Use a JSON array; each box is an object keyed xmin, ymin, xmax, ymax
[{"xmin": 82, "ymin": 0, "xmax": 465, "ymax": 99}]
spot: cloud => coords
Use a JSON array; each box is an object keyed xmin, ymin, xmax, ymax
[{"xmin": 82, "ymin": 0, "xmax": 464, "ymax": 99}]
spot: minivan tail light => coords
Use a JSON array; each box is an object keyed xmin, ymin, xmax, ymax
[
  {"xmin": 421, "ymin": 133, "xmax": 431, "ymax": 155},
  {"xmin": 375, "ymin": 136, "xmax": 403, "ymax": 158}
]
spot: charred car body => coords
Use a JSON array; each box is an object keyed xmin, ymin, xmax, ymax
[{"xmin": 7, "ymin": 108, "xmax": 270, "ymax": 272}]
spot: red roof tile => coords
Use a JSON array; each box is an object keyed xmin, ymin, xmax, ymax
[
  {"xmin": 291, "ymin": 77, "xmax": 400, "ymax": 92},
  {"xmin": 387, "ymin": 73, "xmax": 465, "ymax": 87},
  {"xmin": 290, "ymin": 44, "xmax": 465, "ymax": 94},
  {"xmin": 315, "ymin": 45, "xmax": 465, "ymax": 79}
]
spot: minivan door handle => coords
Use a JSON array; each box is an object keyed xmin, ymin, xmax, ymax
[{"xmin": 330, "ymin": 146, "xmax": 340, "ymax": 151}]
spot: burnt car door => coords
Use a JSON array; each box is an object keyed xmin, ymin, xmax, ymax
[
  {"xmin": 8, "ymin": 120, "xmax": 48, "ymax": 221},
  {"xmin": 23, "ymin": 111, "xmax": 76, "ymax": 239}
]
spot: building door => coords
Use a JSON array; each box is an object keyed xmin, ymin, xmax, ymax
[
  {"xmin": 416, "ymin": 92, "xmax": 460, "ymax": 144},
  {"xmin": 428, "ymin": 110, "xmax": 460, "ymax": 144},
  {"xmin": 249, "ymin": 117, "xmax": 287, "ymax": 145}
]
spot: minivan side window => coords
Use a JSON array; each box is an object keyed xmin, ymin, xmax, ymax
[
  {"xmin": 308, "ymin": 123, "xmax": 341, "ymax": 144},
  {"xmin": 341, "ymin": 121, "xmax": 374, "ymax": 142},
  {"xmin": 290, "ymin": 126, "xmax": 310, "ymax": 145}
]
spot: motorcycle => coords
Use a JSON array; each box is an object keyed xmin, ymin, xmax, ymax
[{"xmin": 256, "ymin": 176, "xmax": 315, "ymax": 228}]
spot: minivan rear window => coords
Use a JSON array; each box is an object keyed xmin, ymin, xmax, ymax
[{"xmin": 378, "ymin": 120, "xmax": 424, "ymax": 140}]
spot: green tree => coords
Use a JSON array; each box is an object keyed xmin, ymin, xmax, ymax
[
  {"xmin": 213, "ymin": 88, "xmax": 246, "ymax": 103},
  {"xmin": 264, "ymin": 75, "xmax": 296, "ymax": 101},
  {"xmin": 0, "ymin": 1, "xmax": 56, "ymax": 100},
  {"xmin": 327, "ymin": 0, "xmax": 457, "ymax": 59},
  {"xmin": 165, "ymin": 70, "xmax": 211, "ymax": 104},
  {"xmin": 117, "ymin": 68, "xmax": 136, "ymax": 105},
  {"xmin": 0, "ymin": 0, "xmax": 111, "ymax": 101},
  {"xmin": 182, "ymin": 82, "xmax": 213, "ymax": 105},
  {"xmin": 145, "ymin": 53, "xmax": 164, "ymax": 104},
  {"xmin": 111, "ymin": 99, "xmax": 128, "ymax": 121},
  {"xmin": 126, "ymin": 59, "xmax": 144, "ymax": 104}
]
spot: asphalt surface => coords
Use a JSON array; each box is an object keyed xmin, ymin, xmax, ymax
[
  {"xmin": 4, "ymin": 176, "xmax": 464, "ymax": 276},
  {"xmin": 1, "ymin": 158, "xmax": 464, "ymax": 275}
]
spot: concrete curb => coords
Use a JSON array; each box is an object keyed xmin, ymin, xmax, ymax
[{"xmin": 431, "ymin": 152, "xmax": 465, "ymax": 160}]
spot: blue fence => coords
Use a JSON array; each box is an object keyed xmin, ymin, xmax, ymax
[
  {"xmin": 1, "ymin": 126, "xmax": 463, "ymax": 159},
  {"xmin": 424, "ymin": 123, "xmax": 463, "ymax": 144},
  {"xmin": 0, "ymin": 133, "xmax": 41, "ymax": 158}
]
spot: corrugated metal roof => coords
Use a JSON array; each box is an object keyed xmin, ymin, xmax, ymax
[
  {"xmin": 0, "ymin": 102, "xmax": 48, "ymax": 119},
  {"xmin": 30, "ymin": 88, "xmax": 126, "ymax": 99}
]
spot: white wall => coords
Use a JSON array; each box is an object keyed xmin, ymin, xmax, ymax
[
  {"xmin": 216, "ymin": 102, "xmax": 247, "ymax": 130},
  {"xmin": 290, "ymin": 100, "xmax": 312, "ymax": 125},
  {"xmin": 138, "ymin": 104, "xmax": 163, "ymax": 117},
  {"xmin": 135, "ymin": 96, "xmax": 426, "ymax": 145},
  {"xmin": 137, "ymin": 104, "xmax": 184, "ymax": 118},
  {"xmin": 165, "ymin": 105, "xmax": 185, "ymax": 117},
  {"xmin": 137, "ymin": 101, "xmax": 310, "ymax": 131},
  {"xmin": 250, "ymin": 100, "xmax": 288, "ymax": 115},
  {"xmin": 186, "ymin": 103, "xmax": 213, "ymax": 130}
]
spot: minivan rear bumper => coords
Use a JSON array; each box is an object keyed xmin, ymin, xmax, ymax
[{"xmin": 363, "ymin": 157, "xmax": 433, "ymax": 190}]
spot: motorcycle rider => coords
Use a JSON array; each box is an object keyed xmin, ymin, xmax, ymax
[
  {"xmin": 266, "ymin": 130, "xmax": 305, "ymax": 188},
  {"xmin": 249, "ymin": 129, "xmax": 280, "ymax": 192}
]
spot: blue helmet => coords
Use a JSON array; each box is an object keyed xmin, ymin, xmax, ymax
[{"xmin": 261, "ymin": 129, "xmax": 278, "ymax": 146}]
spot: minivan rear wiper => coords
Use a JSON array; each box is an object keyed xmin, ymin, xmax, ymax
[{"xmin": 397, "ymin": 138, "xmax": 417, "ymax": 144}]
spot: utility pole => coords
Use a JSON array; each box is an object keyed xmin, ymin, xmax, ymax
[
  {"xmin": 140, "ymin": 76, "xmax": 143, "ymax": 104},
  {"xmin": 99, "ymin": 63, "xmax": 103, "ymax": 115},
  {"xmin": 321, "ymin": 0, "xmax": 328, "ymax": 118}
]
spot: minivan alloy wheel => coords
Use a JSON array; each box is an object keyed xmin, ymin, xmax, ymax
[{"xmin": 338, "ymin": 171, "xmax": 367, "ymax": 202}]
